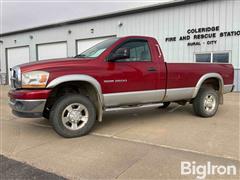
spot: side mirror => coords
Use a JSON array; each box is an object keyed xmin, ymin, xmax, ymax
[{"xmin": 108, "ymin": 48, "xmax": 130, "ymax": 61}]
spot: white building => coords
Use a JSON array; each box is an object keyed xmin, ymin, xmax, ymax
[{"xmin": 0, "ymin": 0, "xmax": 239, "ymax": 90}]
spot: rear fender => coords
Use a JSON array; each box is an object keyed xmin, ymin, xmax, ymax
[{"xmin": 192, "ymin": 73, "xmax": 224, "ymax": 104}]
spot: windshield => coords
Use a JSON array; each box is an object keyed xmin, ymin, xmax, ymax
[{"xmin": 75, "ymin": 37, "xmax": 119, "ymax": 58}]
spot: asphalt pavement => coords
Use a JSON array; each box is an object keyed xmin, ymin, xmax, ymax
[{"xmin": 0, "ymin": 155, "xmax": 65, "ymax": 180}]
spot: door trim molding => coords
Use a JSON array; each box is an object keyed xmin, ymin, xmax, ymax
[
  {"xmin": 164, "ymin": 87, "xmax": 195, "ymax": 101},
  {"xmin": 103, "ymin": 87, "xmax": 197, "ymax": 107},
  {"xmin": 103, "ymin": 89, "xmax": 166, "ymax": 107}
]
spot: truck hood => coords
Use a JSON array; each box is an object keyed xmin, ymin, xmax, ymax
[{"xmin": 19, "ymin": 57, "xmax": 94, "ymax": 72}]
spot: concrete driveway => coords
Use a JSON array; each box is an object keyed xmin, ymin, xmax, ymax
[{"xmin": 1, "ymin": 86, "xmax": 239, "ymax": 179}]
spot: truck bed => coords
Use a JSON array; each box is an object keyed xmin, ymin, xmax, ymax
[
  {"xmin": 163, "ymin": 63, "xmax": 234, "ymax": 102},
  {"xmin": 166, "ymin": 63, "xmax": 234, "ymax": 89}
]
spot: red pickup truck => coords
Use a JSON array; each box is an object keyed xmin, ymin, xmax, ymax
[{"xmin": 9, "ymin": 36, "xmax": 234, "ymax": 138}]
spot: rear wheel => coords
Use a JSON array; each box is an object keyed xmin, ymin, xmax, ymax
[
  {"xmin": 50, "ymin": 94, "xmax": 96, "ymax": 138},
  {"xmin": 193, "ymin": 87, "xmax": 219, "ymax": 117}
]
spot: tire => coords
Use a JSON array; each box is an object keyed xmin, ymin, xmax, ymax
[
  {"xmin": 159, "ymin": 102, "xmax": 170, "ymax": 109},
  {"xmin": 50, "ymin": 94, "xmax": 96, "ymax": 138},
  {"xmin": 193, "ymin": 87, "xmax": 219, "ymax": 117}
]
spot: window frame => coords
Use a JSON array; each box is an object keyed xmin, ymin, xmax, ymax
[
  {"xmin": 194, "ymin": 51, "xmax": 231, "ymax": 64},
  {"xmin": 107, "ymin": 38, "xmax": 152, "ymax": 63}
]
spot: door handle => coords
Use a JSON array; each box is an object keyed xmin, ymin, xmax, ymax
[{"xmin": 147, "ymin": 67, "xmax": 157, "ymax": 72}]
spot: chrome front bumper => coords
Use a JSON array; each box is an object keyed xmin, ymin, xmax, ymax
[{"xmin": 9, "ymin": 99, "xmax": 46, "ymax": 118}]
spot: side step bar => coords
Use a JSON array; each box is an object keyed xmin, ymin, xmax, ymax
[{"xmin": 105, "ymin": 103, "xmax": 164, "ymax": 112}]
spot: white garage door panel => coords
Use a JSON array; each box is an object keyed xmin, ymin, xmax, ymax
[
  {"xmin": 77, "ymin": 37, "xmax": 110, "ymax": 55},
  {"xmin": 7, "ymin": 46, "xmax": 30, "ymax": 83},
  {"xmin": 37, "ymin": 42, "xmax": 67, "ymax": 60},
  {"xmin": 7, "ymin": 46, "xmax": 30, "ymax": 69},
  {"xmin": 0, "ymin": 43, "xmax": 3, "ymax": 72}
]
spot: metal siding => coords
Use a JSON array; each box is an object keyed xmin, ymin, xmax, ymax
[
  {"xmin": 184, "ymin": 5, "xmax": 191, "ymax": 62},
  {"xmin": 0, "ymin": 0, "xmax": 239, "ymax": 90},
  {"xmin": 233, "ymin": 0, "xmax": 240, "ymax": 69},
  {"xmin": 225, "ymin": 0, "xmax": 233, "ymax": 64},
  {"xmin": 234, "ymin": 69, "xmax": 240, "ymax": 91}
]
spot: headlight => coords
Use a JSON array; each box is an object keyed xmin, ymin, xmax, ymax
[{"xmin": 22, "ymin": 71, "xmax": 49, "ymax": 88}]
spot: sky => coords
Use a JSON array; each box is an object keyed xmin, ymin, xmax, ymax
[{"xmin": 0, "ymin": 0, "xmax": 172, "ymax": 33}]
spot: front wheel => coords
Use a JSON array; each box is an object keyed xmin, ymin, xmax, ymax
[
  {"xmin": 50, "ymin": 94, "xmax": 96, "ymax": 138},
  {"xmin": 193, "ymin": 87, "xmax": 219, "ymax": 117}
]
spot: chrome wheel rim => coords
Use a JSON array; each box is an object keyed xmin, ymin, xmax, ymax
[
  {"xmin": 62, "ymin": 103, "xmax": 89, "ymax": 130},
  {"xmin": 204, "ymin": 94, "xmax": 216, "ymax": 113}
]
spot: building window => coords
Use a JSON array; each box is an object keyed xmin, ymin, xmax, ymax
[
  {"xmin": 196, "ymin": 53, "xmax": 211, "ymax": 63},
  {"xmin": 195, "ymin": 52, "xmax": 230, "ymax": 63},
  {"xmin": 213, "ymin": 53, "xmax": 229, "ymax": 63}
]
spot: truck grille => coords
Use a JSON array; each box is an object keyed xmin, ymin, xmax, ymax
[
  {"xmin": 10, "ymin": 67, "xmax": 21, "ymax": 89},
  {"xmin": 10, "ymin": 69, "xmax": 17, "ymax": 89}
]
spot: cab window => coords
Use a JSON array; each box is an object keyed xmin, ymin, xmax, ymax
[{"xmin": 110, "ymin": 40, "xmax": 151, "ymax": 62}]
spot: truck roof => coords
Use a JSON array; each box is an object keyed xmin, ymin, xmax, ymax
[{"xmin": 120, "ymin": 35, "xmax": 155, "ymax": 40}]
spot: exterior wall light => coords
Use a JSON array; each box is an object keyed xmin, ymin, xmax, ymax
[
  {"xmin": 68, "ymin": 30, "xmax": 72, "ymax": 34},
  {"xmin": 29, "ymin": 35, "xmax": 33, "ymax": 39},
  {"xmin": 118, "ymin": 21, "xmax": 123, "ymax": 27},
  {"xmin": 90, "ymin": 28, "xmax": 94, "ymax": 33}
]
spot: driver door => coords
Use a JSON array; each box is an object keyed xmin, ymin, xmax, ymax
[{"xmin": 102, "ymin": 39, "xmax": 163, "ymax": 107}]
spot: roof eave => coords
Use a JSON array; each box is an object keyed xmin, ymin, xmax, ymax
[{"xmin": 0, "ymin": 0, "xmax": 206, "ymax": 37}]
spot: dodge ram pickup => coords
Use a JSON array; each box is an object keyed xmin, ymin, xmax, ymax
[{"xmin": 9, "ymin": 36, "xmax": 234, "ymax": 138}]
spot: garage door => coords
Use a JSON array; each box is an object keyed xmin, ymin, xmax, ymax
[
  {"xmin": 76, "ymin": 37, "xmax": 113, "ymax": 55},
  {"xmin": 0, "ymin": 43, "xmax": 2, "ymax": 72},
  {"xmin": 37, "ymin": 42, "xmax": 67, "ymax": 60},
  {"xmin": 7, "ymin": 46, "xmax": 30, "ymax": 83}
]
